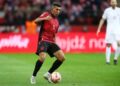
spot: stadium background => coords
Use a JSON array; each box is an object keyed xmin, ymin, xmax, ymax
[
  {"xmin": 1, "ymin": 0, "xmax": 120, "ymax": 53},
  {"xmin": 0, "ymin": 0, "xmax": 120, "ymax": 86}
]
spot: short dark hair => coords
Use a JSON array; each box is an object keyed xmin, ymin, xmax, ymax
[{"xmin": 52, "ymin": 2, "xmax": 61, "ymax": 7}]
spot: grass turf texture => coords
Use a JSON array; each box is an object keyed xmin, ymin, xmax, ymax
[{"xmin": 0, "ymin": 53, "xmax": 120, "ymax": 86}]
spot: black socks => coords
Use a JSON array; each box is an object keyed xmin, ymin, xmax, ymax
[
  {"xmin": 33, "ymin": 60, "xmax": 43, "ymax": 76},
  {"xmin": 32, "ymin": 59, "xmax": 63, "ymax": 76},
  {"xmin": 48, "ymin": 60, "xmax": 63, "ymax": 73}
]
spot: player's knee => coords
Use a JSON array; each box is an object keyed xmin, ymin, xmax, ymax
[
  {"xmin": 38, "ymin": 56, "xmax": 46, "ymax": 62},
  {"xmin": 58, "ymin": 56, "xmax": 65, "ymax": 62},
  {"xmin": 61, "ymin": 57, "xmax": 65, "ymax": 62},
  {"xmin": 54, "ymin": 50, "xmax": 65, "ymax": 62},
  {"xmin": 39, "ymin": 52, "xmax": 46, "ymax": 62},
  {"xmin": 117, "ymin": 42, "xmax": 120, "ymax": 46},
  {"xmin": 106, "ymin": 43, "xmax": 111, "ymax": 47}
]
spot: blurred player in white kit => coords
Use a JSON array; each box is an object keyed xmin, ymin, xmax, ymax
[{"xmin": 97, "ymin": 0, "xmax": 120, "ymax": 65}]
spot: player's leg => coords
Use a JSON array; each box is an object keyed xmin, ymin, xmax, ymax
[
  {"xmin": 44, "ymin": 50, "xmax": 65, "ymax": 83},
  {"xmin": 44, "ymin": 44, "xmax": 65, "ymax": 83},
  {"xmin": 48, "ymin": 50, "xmax": 65, "ymax": 74},
  {"xmin": 106, "ymin": 43, "xmax": 112, "ymax": 64},
  {"xmin": 30, "ymin": 41, "xmax": 48, "ymax": 84},
  {"xmin": 32, "ymin": 52, "xmax": 47, "ymax": 76},
  {"xmin": 105, "ymin": 33, "xmax": 113, "ymax": 64},
  {"xmin": 31, "ymin": 52, "xmax": 47, "ymax": 84},
  {"xmin": 114, "ymin": 41, "xmax": 120, "ymax": 65}
]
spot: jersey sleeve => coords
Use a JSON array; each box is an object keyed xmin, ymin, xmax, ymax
[
  {"xmin": 39, "ymin": 12, "xmax": 50, "ymax": 18},
  {"xmin": 102, "ymin": 9, "xmax": 107, "ymax": 20}
]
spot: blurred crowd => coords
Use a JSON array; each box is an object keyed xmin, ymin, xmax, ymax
[{"xmin": 0, "ymin": 0, "xmax": 109, "ymax": 33}]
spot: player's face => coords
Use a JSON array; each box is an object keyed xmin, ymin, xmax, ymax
[
  {"xmin": 110, "ymin": 0, "xmax": 117, "ymax": 7},
  {"xmin": 52, "ymin": 6, "xmax": 62, "ymax": 16}
]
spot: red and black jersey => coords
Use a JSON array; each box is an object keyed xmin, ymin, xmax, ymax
[{"xmin": 38, "ymin": 11, "xmax": 59, "ymax": 43}]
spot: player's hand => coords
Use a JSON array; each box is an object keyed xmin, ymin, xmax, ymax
[
  {"xmin": 96, "ymin": 30, "xmax": 100, "ymax": 36},
  {"xmin": 45, "ymin": 16, "xmax": 52, "ymax": 20}
]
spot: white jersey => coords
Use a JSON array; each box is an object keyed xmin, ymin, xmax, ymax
[{"xmin": 102, "ymin": 7, "xmax": 120, "ymax": 34}]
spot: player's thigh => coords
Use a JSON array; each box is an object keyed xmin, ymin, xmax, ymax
[
  {"xmin": 105, "ymin": 33, "xmax": 114, "ymax": 47},
  {"xmin": 106, "ymin": 43, "xmax": 112, "ymax": 47},
  {"xmin": 54, "ymin": 50, "xmax": 65, "ymax": 62},
  {"xmin": 38, "ymin": 52, "xmax": 47, "ymax": 62},
  {"xmin": 36, "ymin": 41, "xmax": 49, "ymax": 61}
]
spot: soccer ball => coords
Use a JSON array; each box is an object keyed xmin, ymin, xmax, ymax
[{"xmin": 51, "ymin": 72, "xmax": 61, "ymax": 83}]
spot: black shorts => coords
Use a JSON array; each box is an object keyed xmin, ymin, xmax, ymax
[{"xmin": 36, "ymin": 41, "xmax": 61, "ymax": 57}]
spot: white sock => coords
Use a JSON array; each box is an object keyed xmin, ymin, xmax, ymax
[
  {"xmin": 47, "ymin": 72, "xmax": 51, "ymax": 75},
  {"xmin": 114, "ymin": 47, "xmax": 120, "ymax": 60},
  {"xmin": 32, "ymin": 76, "xmax": 35, "ymax": 78},
  {"xmin": 44, "ymin": 72, "xmax": 51, "ymax": 76},
  {"xmin": 106, "ymin": 47, "xmax": 111, "ymax": 63}
]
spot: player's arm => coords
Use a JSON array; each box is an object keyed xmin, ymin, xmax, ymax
[
  {"xmin": 34, "ymin": 13, "xmax": 52, "ymax": 24},
  {"xmin": 96, "ymin": 18, "xmax": 105, "ymax": 36},
  {"xmin": 34, "ymin": 16, "xmax": 52, "ymax": 23},
  {"xmin": 96, "ymin": 9, "xmax": 107, "ymax": 36}
]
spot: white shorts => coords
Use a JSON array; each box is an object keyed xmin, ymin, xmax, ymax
[{"xmin": 105, "ymin": 33, "xmax": 120, "ymax": 43}]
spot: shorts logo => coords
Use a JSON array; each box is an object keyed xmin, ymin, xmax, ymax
[{"xmin": 40, "ymin": 46, "xmax": 44, "ymax": 50}]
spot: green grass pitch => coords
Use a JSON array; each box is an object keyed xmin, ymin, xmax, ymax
[{"xmin": 0, "ymin": 53, "xmax": 120, "ymax": 86}]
